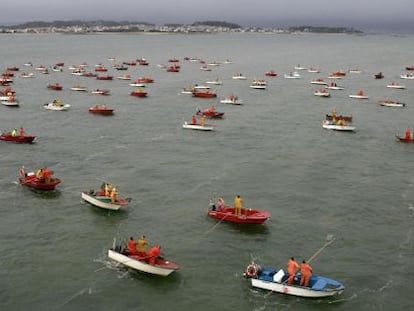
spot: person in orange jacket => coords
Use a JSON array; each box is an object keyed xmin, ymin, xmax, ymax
[
  {"xmin": 300, "ymin": 260, "xmax": 313, "ymax": 287},
  {"xmin": 287, "ymin": 257, "xmax": 300, "ymax": 285},
  {"xmin": 405, "ymin": 128, "xmax": 411, "ymax": 139},
  {"xmin": 127, "ymin": 237, "xmax": 138, "ymax": 255},
  {"xmin": 148, "ymin": 245, "xmax": 161, "ymax": 265},
  {"xmin": 191, "ymin": 115, "xmax": 197, "ymax": 125}
]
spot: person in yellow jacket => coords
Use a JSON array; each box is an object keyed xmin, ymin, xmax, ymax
[
  {"xmin": 104, "ymin": 183, "xmax": 112, "ymax": 197},
  {"xmin": 137, "ymin": 235, "xmax": 148, "ymax": 257},
  {"xmin": 200, "ymin": 115, "xmax": 205, "ymax": 126},
  {"xmin": 234, "ymin": 195, "xmax": 243, "ymax": 216},
  {"xmin": 110, "ymin": 187, "xmax": 118, "ymax": 203}
]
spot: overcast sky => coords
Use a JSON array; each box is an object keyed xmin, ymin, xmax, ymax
[{"xmin": 1, "ymin": 0, "xmax": 413, "ymax": 32}]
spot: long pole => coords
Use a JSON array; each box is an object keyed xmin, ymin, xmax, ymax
[{"xmin": 307, "ymin": 235, "xmax": 335, "ymax": 263}]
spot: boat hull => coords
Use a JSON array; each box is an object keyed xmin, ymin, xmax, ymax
[
  {"xmin": 108, "ymin": 249, "xmax": 179, "ymax": 276},
  {"xmin": 323, "ymin": 120, "xmax": 355, "ymax": 131},
  {"xmin": 207, "ymin": 206, "xmax": 270, "ymax": 224},
  {"xmin": 81, "ymin": 191, "xmax": 129, "ymax": 210},
  {"xmin": 0, "ymin": 134, "xmax": 36, "ymax": 143},
  {"xmin": 19, "ymin": 176, "xmax": 61, "ymax": 190},
  {"xmin": 182, "ymin": 123, "xmax": 214, "ymax": 131},
  {"xmin": 396, "ymin": 136, "xmax": 414, "ymax": 143}
]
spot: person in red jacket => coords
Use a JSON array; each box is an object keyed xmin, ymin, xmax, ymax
[
  {"xmin": 287, "ymin": 257, "xmax": 300, "ymax": 285},
  {"xmin": 148, "ymin": 245, "xmax": 161, "ymax": 264},
  {"xmin": 300, "ymin": 260, "xmax": 313, "ymax": 287},
  {"xmin": 127, "ymin": 237, "xmax": 138, "ymax": 255}
]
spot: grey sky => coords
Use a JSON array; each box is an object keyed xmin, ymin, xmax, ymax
[{"xmin": 2, "ymin": 0, "xmax": 413, "ymax": 32}]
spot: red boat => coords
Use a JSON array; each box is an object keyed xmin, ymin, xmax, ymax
[
  {"xmin": 196, "ymin": 106, "xmax": 224, "ymax": 118},
  {"xmin": 89, "ymin": 105, "xmax": 114, "ymax": 115},
  {"xmin": 18, "ymin": 168, "xmax": 61, "ymax": 190},
  {"xmin": 96, "ymin": 75, "xmax": 113, "ymax": 80},
  {"xmin": 136, "ymin": 77, "xmax": 154, "ymax": 83},
  {"xmin": 0, "ymin": 133, "xmax": 36, "ymax": 143},
  {"xmin": 83, "ymin": 72, "xmax": 97, "ymax": 77},
  {"xmin": 47, "ymin": 83, "xmax": 63, "ymax": 90},
  {"xmin": 168, "ymin": 58, "xmax": 180, "ymax": 62},
  {"xmin": 130, "ymin": 89, "xmax": 148, "ymax": 97},
  {"xmin": 265, "ymin": 70, "xmax": 277, "ymax": 77},
  {"xmin": 192, "ymin": 90, "xmax": 216, "ymax": 98},
  {"xmin": 95, "ymin": 67, "xmax": 108, "ymax": 72},
  {"xmin": 138, "ymin": 58, "xmax": 149, "ymax": 66},
  {"xmin": 167, "ymin": 65, "xmax": 180, "ymax": 72},
  {"xmin": 123, "ymin": 61, "xmax": 136, "ymax": 66},
  {"xmin": 207, "ymin": 198, "xmax": 270, "ymax": 224},
  {"xmin": 0, "ymin": 87, "xmax": 15, "ymax": 96},
  {"xmin": 396, "ymin": 135, "xmax": 414, "ymax": 143},
  {"xmin": 6, "ymin": 66, "xmax": 19, "ymax": 71}
]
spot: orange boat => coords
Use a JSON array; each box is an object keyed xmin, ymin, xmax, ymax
[
  {"xmin": 47, "ymin": 83, "xmax": 63, "ymax": 90},
  {"xmin": 89, "ymin": 104, "xmax": 114, "ymax": 115}
]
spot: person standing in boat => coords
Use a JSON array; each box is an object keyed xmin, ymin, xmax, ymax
[
  {"xmin": 191, "ymin": 115, "xmax": 197, "ymax": 125},
  {"xmin": 234, "ymin": 195, "xmax": 243, "ymax": 216},
  {"xmin": 11, "ymin": 129, "xmax": 17, "ymax": 137},
  {"xmin": 127, "ymin": 237, "xmax": 138, "ymax": 255},
  {"xmin": 19, "ymin": 127, "xmax": 25, "ymax": 137},
  {"xmin": 43, "ymin": 167, "xmax": 51, "ymax": 184},
  {"xmin": 405, "ymin": 128, "xmax": 411, "ymax": 140},
  {"xmin": 300, "ymin": 260, "xmax": 313, "ymax": 287},
  {"xmin": 110, "ymin": 187, "xmax": 118, "ymax": 203},
  {"xmin": 200, "ymin": 116, "xmax": 206, "ymax": 126},
  {"xmin": 287, "ymin": 257, "xmax": 300, "ymax": 285},
  {"xmin": 36, "ymin": 168, "xmax": 44, "ymax": 181},
  {"xmin": 137, "ymin": 235, "xmax": 148, "ymax": 257},
  {"xmin": 148, "ymin": 245, "xmax": 161, "ymax": 264},
  {"xmin": 104, "ymin": 183, "xmax": 112, "ymax": 197}
]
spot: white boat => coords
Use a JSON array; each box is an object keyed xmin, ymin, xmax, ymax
[
  {"xmin": 378, "ymin": 100, "xmax": 405, "ymax": 107},
  {"xmin": 200, "ymin": 66, "xmax": 212, "ymax": 71},
  {"xmin": 129, "ymin": 83, "xmax": 146, "ymax": 87},
  {"xmin": 284, "ymin": 72, "xmax": 301, "ymax": 79},
  {"xmin": 181, "ymin": 87, "xmax": 195, "ymax": 95},
  {"xmin": 108, "ymin": 240, "xmax": 179, "ymax": 276},
  {"xmin": 193, "ymin": 84, "xmax": 210, "ymax": 90},
  {"xmin": 182, "ymin": 122, "xmax": 214, "ymax": 131},
  {"xmin": 117, "ymin": 74, "xmax": 132, "ymax": 80},
  {"xmin": 322, "ymin": 120, "xmax": 355, "ymax": 131},
  {"xmin": 206, "ymin": 79, "xmax": 222, "ymax": 85},
  {"xmin": 310, "ymin": 79, "xmax": 327, "ymax": 85},
  {"xmin": 220, "ymin": 95, "xmax": 243, "ymax": 105},
  {"xmin": 387, "ymin": 83, "xmax": 406, "ymax": 89},
  {"xmin": 70, "ymin": 85, "xmax": 88, "ymax": 91},
  {"xmin": 294, "ymin": 65, "xmax": 307, "ymax": 70},
  {"xmin": 91, "ymin": 89, "xmax": 110, "ymax": 95},
  {"xmin": 400, "ymin": 73, "xmax": 414, "ymax": 80},
  {"xmin": 81, "ymin": 191, "xmax": 129, "ymax": 211},
  {"xmin": 20, "ymin": 72, "xmax": 34, "ymax": 78},
  {"xmin": 232, "ymin": 74, "xmax": 247, "ymax": 80},
  {"xmin": 307, "ymin": 67, "xmax": 320, "ymax": 73},
  {"xmin": 44, "ymin": 101, "xmax": 71, "ymax": 111},
  {"xmin": 314, "ymin": 89, "xmax": 330, "ymax": 97},
  {"xmin": 1, "ymin": 100, "xmax": 19, "ymax": 107},
  {"xmin": 349, "ymin": 69, "xmax": 362, "ymax": 74},
  {"xmin": 244, "ymin": 261, "xmax": 345, "ymax": 298},
  {"xmin": 325, "ymin": 83, "xmax": 344, "ymax": 90},
  {"xmin": 349, "ymin": 94, "xmax": 369, "ymax": 99},
  {"xmin": 250, "ymin": 80, "xmax": 267, "ymax": 89}
]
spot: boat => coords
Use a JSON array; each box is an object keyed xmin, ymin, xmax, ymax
[
  {"xmin": 405, "ymin": 66, "xmax": 414, "ymax": 71},
  {"xmin": 386, "ymin": 82, "xmax": 406, "ymax": 89},
  {"xmin": 284, "ymin": 72, "xmax": 301, "ymax": 79},
  {"xmin": 314, "ymin": 89, "xmax": 330, "ymax": 97},
  {"xmin": 182, "ymin": 121, "xmax": 214, "ymax": 131},
  {"xmin": 349, "ymin": 69, "xmax": 362, "ymax": 74},
  {"xmin": 0, "ymin": 132, "xmax": 35, "ymax": 143},
  {"xmin": 123, "ymin": 61, "xmax": 136, "ymax": 66},
  {"xmin": 166, "ymin": 65, "xmax": 180, "ymax": 72},
  {"xmin": 20, "ymin": 72, "xmax": 34, "ymax": 78},
  {"xmin": 378, "ymin": 100, "xmax": 405, "ymax": 107},
  {"xmin": 396, "ymin": 135, "xmax": 414, "ymax": 143},
  {"xmin": 207, "ymin": 198, "xmax": 270, "ymax": 224},
  {"xmin": 95, "ymin": 66, "xmax": 108, "ymax": 72},
  {"xmin": 200, "ymin": 65, "xmax": 212, "ymax": 71},
  {"xmin": 44, "ymin": 99, "xmax": 70, "ymax": 111},
  {"xmin": 400, "ymin": 73, "xmax": 414, "ymax": 80},
  {"xmin": 374, "ymin": 72, "xmax": 384, "ymax": 79},
  {"xmin": 108, "ymin": 239, "xmax": 180, "ymax": 276},
  {"xmin": 265, "ymin": 70, "xmax": 277, "ymax": 77},
  {"xmin": 1, "ymin": 96, "xmax": 19, "ymax": 107},
  {"xmin": 18, "ymin": 167, "xmax": 61, "ymax": 190},
  {"xmin": 117, "ymin": 74, "xmax": 131, "ymax": 80},
  {"xmin": 294, "ymin": 65, "xmax": 307, "ymax": 70},
  {"xmin": 129, "ymin": 82, "xmax": 146, "ymax": 87},
  {"xmin": 81, "ymin": 189, "xmax": 130, "ymax": 211},
  {"xmin": 250, "ymin": 80, "xmax": 267, "ymax": 89},
  {"xmin": 181, "ymin": 87, "xmax": 195, "ymax": 94},
  {"xmin": 89, "ymin": 104, "xmax": 114, "ymax": 115},
  {"xmin": 325, "ymin": 82, "xmax": 344, "ymax": 90},
  {"xmin": 91, "ymin": 89, "xmax": 110, "ymax": 95},
  {"xmin": 35, "ymin": 65, "xmax": 46, "ymax": 71},
  {"xmin": 349, "ymin": 90, "xmax": 368, "ymax": 99},
  {"xmin": 192, "ymin": 90, "xmax": 216, "ymax": 98},
  {"xmin": 220, "ymin": 94, "xmax": 243, "ymax": 105},
  {"xmin": 206, "ymin": 78, "xmax": 222, "ymax": 85},
  {"xmin": 70, "ymin": 85, "xmax": 88, "ymax": 91},
  {"xmin": 47, "ymin": 83, "xmax": 63, "ymax": 91},
  {"xmin": 311, "ymin": 78, "xmax": 327, "ymax": 85},
  {"xmin": 243, "ymin": 261, "xmax": 345, "ymax": 298},
  {"xmin": 232, "ymin": 73, "xmax": 247, "ymax": 80},
  {"xmin": 196, "ymin": 106, "xmax": 224, "ymax": 119},
  {"xmin": 130, "ymin": 88, "xmax": 148, "ymax": 97},
  {"xmin": 325, "ymin": 114, "xmax": 352, "ymax": 122},
  {"xmin": 113, "ymin": 64, "xmax": 128, "ymax": 71},
  {"xmin": 136, "ymin": 77, "xmax": 154, "ymax": 84},
  {"xmin": 322, "ymin": 119, "xmax": 355, "ymax": 131},
  {"xmin": 96, "ymin": 75, "xmax": 113, "ymax": 80},
  {"xmin": 307, "ymin": 67, "xmax": 320, "ymax": 73},
  {"xmin": 138, "ymin": 58, "xmax": 149, "ymax": 66},
  {"xmin": 193, "ymin": 84, "xmax": 210, "ymax": 90}
]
